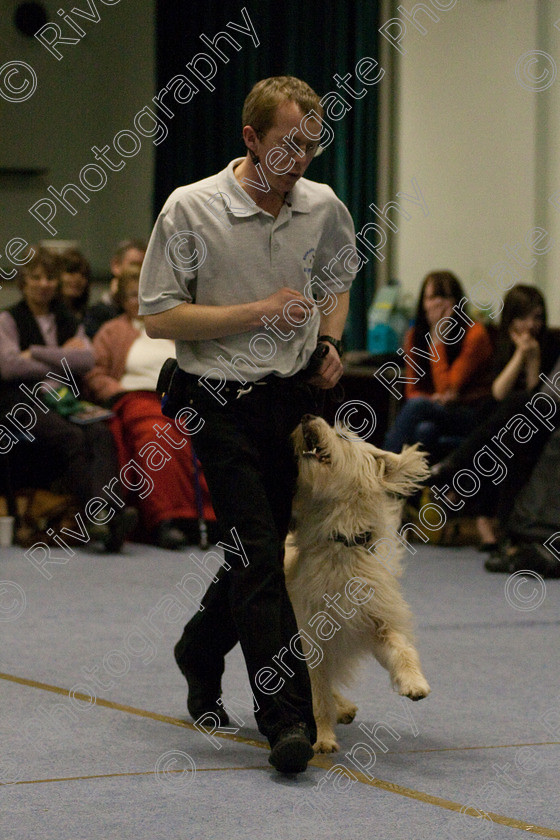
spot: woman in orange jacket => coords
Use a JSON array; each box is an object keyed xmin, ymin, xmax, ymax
[{"xmin": 384, "ymin": 270, "xmax": 494, "ymax": 458}]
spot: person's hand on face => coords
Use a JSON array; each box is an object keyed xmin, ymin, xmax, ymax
[
  {"xmin": 423, "ymin": 281, "xmax": 455, "ymax": 332},
  {"xmin": 510, "ymin": 324, "xmax": 540, "ymax": 359}
]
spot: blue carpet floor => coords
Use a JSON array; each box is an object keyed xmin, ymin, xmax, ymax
[{"xmin": 1, "ymin": 541, "xmax": 559, "ymax": 840}]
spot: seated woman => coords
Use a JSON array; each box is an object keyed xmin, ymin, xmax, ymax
[
  {"xmin": 59, "ymin": 248, "xmax": 91, "ymax": 323},
  {"xmin": 0, "ymin": 246, "xmax": 133, "ymax": 550},
  {"xmin": 431, "ymin": 284, "xmax": 560, "ymax": 558},
  {"xmin": 492, "ymin": 369, "xmax": 560, "ymax": 578},
  {"xmin": 86, "ymin": 267, "xmax": 216, "ymax": 549},
  {"xmin": 384, "ymin": 271, "xmax": 494, "ymax": 458}
]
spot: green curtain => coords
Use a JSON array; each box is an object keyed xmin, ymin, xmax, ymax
[{"xmin": 154, "ymin": 0, "xmax": 380, "ymax": 349}]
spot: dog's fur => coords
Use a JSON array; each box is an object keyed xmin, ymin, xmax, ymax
[{"xmin": 285, "ymin": 415, "xmax": 431, "ymax": 753}]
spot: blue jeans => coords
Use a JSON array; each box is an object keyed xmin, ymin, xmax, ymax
[{"xmin": 384, "ymin": 396, "xmax": 479, "ymax": 456}]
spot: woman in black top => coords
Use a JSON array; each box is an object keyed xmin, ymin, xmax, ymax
[{"xmin": 431, "ymin": 285, "xmax": 560, "ymax": 555}]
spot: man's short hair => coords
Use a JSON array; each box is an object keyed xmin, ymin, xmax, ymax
[
  {"xmin": 242, "ymin": 76, "xmax": 322, "ymax": 139},
  {"xmin": 112, "ymin": 238, "xmax": 147, "ymax": 264}
]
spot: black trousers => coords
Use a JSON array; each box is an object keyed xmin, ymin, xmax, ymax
[
  {"xmin": 174, "ymin": 372, "xmax": 319, "ymax": 745},
  {"xmin": 443, "ymin": 390, "xmax": 559, "ymax": 523},
  {"xmin": 12, "ymin": 410, "xmax": 118, "ymax": 508}
]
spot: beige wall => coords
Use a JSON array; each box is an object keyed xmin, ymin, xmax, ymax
[
  {"xmin": 393, "ymin": 0, "xmax": 560, "ymax": 323},
  {"xmin": 0, "ymin": 0, "xmax": 155, "ymax": 296}
]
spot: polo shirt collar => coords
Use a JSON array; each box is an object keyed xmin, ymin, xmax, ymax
[{"xmin": 218, "ymin": 158, "xmax": 311, "ymax": 217}]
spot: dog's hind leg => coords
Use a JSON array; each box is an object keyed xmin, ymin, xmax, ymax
[
  {"xmin": 370, "ymin": 630, "xmax": 431, "ymax": 700},
  {"xmin": 308, "ymin": 662, "xmax": 340, "ymax": 753},
  {"xmin": 333, "ymin": 689, "xmax": 358, "ymax": 725}
]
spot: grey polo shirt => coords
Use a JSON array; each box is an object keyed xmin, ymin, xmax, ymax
[{"xmin": 139, "ymin": 158, "xmax": 357, "ymax": 382}]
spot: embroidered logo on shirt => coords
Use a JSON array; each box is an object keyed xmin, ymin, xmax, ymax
[{"xmin": 303, "ymin": 248, "xmax": 315, "ymax": 276}]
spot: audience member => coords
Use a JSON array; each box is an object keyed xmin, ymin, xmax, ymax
[
  {"xmin": 83, "ymin": 239, "xmax": 146, "ymax": 338},
  {"xmin": 0, "ymin": 246, "xmax": 135, "ymax": 550},
  {"xmin": 85, "ymin": 267, "xmax": 216, "ymax": 549},
  {"xmin": 431, "ymin": 285, "xmax": 560, "ymax": 556},
  {"xmin": 60, "ymin": 248, "xmax": 91, "ymax": 322},
  {"xmin": 493, "ymin": 359, "xmax": 560, "ymax": 578},
  {"xmin": 384, "ymin": 271, "xmax": 494, "ymax": 458}
]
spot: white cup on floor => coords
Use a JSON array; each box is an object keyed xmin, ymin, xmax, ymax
[{"xmin": 0, "ymin": 516, "xmax": 15, "ymax": 548}]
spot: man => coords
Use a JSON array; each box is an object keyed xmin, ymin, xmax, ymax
[
  {"xmin": 84, "ymin": 239, "xmax": 146, "ymax": 337},
  {"xmin": 139, "ymin": 77, "xmax": 357, "ymax": 773}
]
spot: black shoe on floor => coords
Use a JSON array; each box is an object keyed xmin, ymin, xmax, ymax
[
  {"xmin": 484, "ymin": 550, "xmax": 518, "ymax": 573},
  {"xmin": 104, "ymin": 507, "xmax": 138, "ymax": 553},
  {"xmin": 478, "ymin": 541, "xmax": 500, "ymax": 554},
  {"xmin": 156, "ymin": 520, "xmax": 188, "ymax": 550},
  {"xmin": 268, "ymin": 723, "xmax": 314, "ymax": 774},
  {"xmin": 173, "ymin": 641, "xmax": 229, "ymax": 726},
  {"xmin": 514, "ymin": 542, "xmax": 560, "ymax": 579}
]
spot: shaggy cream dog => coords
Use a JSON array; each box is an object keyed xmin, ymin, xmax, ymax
[{"xmin": 285, "ymin": 414, "xmax": 431, "ymax": 753}]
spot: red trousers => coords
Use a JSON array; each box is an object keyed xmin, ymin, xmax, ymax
[{"xmin": 109, "ymin": 391, "xmax": 215, "ymax": 532}]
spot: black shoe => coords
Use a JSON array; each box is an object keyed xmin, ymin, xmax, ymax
[
  {"xmin": 156, "ymin": 520, "xmax": 188, "ymax": 550},
  {"xmin": 515, "ymin": 542, "xmax": 560, "ymax": 579},
  {"xmin": 484, "ymin": 549, "xmax": 518, "ymax": 573},
  {"xmin": 104, "ymin": 507, "xmax": 138, "ymax": 553},
  {"xmin": 478, "ymin": 541, "xmax": 500, "ymax": 554},
  {"xmin": 268, "ymin": 723, "xmax": 314, "ymax": 774},
  {"xmin": 173, "ymin": 641, "xmax": 229, "ymax": 726}
]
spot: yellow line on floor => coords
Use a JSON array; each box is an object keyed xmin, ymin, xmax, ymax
[
  {"xmin": 395, "ymin": 741, "xmax": 560, "ymax": 754},
  {"xmin": 322, "ymin": 767, "xmax": 560, "ymax": 838},
  {"xmin": 3, "ymin": 767, "xmax": 270, "ymax": 787},
  {"xmin": 2, "ymin": 670, "xmax": 559, "ymax": 838},
  {"xmin": 0, "ymin": 671, "xmax": 266, "ymax": 748},
  {"xmin": 3, "ymin": 671, "xmax": 559, "ymax": 756}
]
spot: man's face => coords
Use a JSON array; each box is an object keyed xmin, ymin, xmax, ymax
[
  {"xmin": 251, "ymin": 101, "xmax": 321, "ymax": 195},
  {"xmin": 111, "ymin": 247, "xmax": 145, "ymax": 279}
]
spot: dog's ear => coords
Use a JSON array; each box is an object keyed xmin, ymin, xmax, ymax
[{"xmin": 376, "ymin": 444, "xmax": 430, "ymax": 495}]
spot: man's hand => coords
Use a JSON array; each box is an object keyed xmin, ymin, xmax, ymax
[
  {"xmin": 261, "ymin": 287, "xmax": 313, "ymax": 331},
  {"xmin": 145, "ymin": 287, "xmax": 315, "ymax": 342},
  {"xmin": 308, "ymin": 342, "xmax": 343, "ymax": 389}
]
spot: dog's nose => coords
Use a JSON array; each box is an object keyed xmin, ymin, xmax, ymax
[{"xmin": 301, "ymin": 414, "xmax": 316, "ymax": 424}]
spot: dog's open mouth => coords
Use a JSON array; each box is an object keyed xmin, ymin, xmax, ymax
[{"xmin": 301, "ymin": 420, "xmax": 331, "ymax": 464}]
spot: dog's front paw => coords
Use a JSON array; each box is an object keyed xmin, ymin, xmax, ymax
[
  {"xmin": 314, "ymin": 733, "xmax": 339, "ymax": 753},
  {"xmin": 396, "ymin": 674, "xmax": 431, "ymax": 700},
  {"xmin": 336, "ymin": 703, "xmax": 358, "ymax": 725}
]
